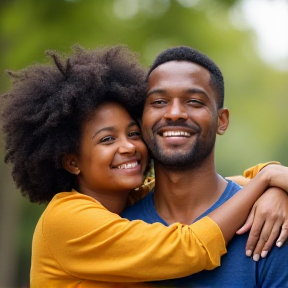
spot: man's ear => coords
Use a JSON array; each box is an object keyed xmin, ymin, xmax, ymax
[
  {"xmin": 217, "ymin": 108, "xmax": 229, "ymax": 135},
  {"xmin": 62, "ymin": 154, "xmax": 80, "ymax": 175}
]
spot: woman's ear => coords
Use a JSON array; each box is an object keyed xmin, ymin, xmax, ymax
[
  {"xmin": 62, "ymin": 154, "xmax": 80, "ymax": 175},
  {"xmin": 217, "ymin": 108, "xmax": 229, "ymax": 135}
]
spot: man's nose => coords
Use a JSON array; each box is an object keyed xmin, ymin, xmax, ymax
[
  {"xmin": 117, "ymin": 139, "xmax": 136, "ymax": 155},
  {"xmin": 164, "ymin": 100, "xmax": 188, "ymax": 121}
]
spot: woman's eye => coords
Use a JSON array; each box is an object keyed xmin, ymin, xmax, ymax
[
  {"xmin": 129, "ymin": 131, "xmax": 141, "ymax": 138},
  {"xmin": 100, "ymin": 136, "xmax": 115, "ymax": 143}
]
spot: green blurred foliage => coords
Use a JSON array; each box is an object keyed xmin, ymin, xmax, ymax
[{"xmin": 0, "ymin": 0, "xmax": 287, "ymax": 286}]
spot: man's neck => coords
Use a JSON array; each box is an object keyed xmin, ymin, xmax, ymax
[{"xmin": 153, "ymin": 160, "xmax": 228, "ymax": 225}]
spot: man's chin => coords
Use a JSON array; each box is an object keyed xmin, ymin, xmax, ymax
[{"xmin": 154, "ymin": 153, "xmax": 196, "ymax": 168}]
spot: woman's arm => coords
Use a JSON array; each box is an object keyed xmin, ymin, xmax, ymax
[
  {"xmin": 41, "ymin": 192, "xmax": 226, "ymax": 282},
  {"xmin": 226, "ymin": 175, "xmax": 250, "ymax": 186},
  {"xmin": 129, "ymin": 162, "xmax": 279, "ymax": 205},
  {"xmin": 41, "ymin": 165, "xmax": 288, "ymax": 282},
  {"xmin": 226, "ymin": 161, "xmax": 281, "ymax": 186}
]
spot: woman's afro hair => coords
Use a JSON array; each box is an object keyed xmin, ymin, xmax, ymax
[{"xmin": 1, "ymin": 45, "xmax": 147, "ymax": 203}]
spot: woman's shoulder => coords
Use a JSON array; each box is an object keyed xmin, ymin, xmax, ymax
[
  {"xmin": 40, "ymin": 190, "xmax": 117, "ymax": 243},
  {"xmin": 50, "ymin": 190, "xmax": 101, "ymax": 206},
  {"xmin": 43, "ymin": 191, "xmax": 106, "ymax": 226}
]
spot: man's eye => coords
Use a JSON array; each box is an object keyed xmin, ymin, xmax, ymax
[
  {"xmin": 188, "ymin": 99, "xmax": 204, "ymax": 106},
  {"xmin": 100, "ymin": 136, "xmax": 115, "ymax": 143},
  {"xmin": 151, "ymin": 99, "xmax": 167, "ymax": 105}
]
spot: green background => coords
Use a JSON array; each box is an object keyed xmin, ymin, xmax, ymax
[{"xmin": 0, "ymin": 0, "xmax": 287, "ymax": 286}]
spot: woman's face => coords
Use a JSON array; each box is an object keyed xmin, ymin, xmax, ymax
[{"xmin": 71, "ymin": 102, "xmax": 148, "ymax": 197}]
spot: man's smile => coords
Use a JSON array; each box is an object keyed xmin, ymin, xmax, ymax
[{"xmin": 162, "ymin": 131, "xmax": 191, "ymax": 137}]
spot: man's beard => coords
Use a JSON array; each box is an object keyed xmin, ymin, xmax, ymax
[{"xmin": 147, "ymin": 135, "xmax": 216, "ymax": 172}]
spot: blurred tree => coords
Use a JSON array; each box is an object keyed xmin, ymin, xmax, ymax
[
  {"xmin": 0, "ymin": 159, "xmax": 19, "ymax": 288},
  {"xmin": 0, "ymin": 0, "xmax": 287, "ymax": 286}
]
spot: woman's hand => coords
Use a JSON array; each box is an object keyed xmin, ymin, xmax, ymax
[{"xmin": 237, "ymin": 187, "xmax": 288, "ymax": 261}]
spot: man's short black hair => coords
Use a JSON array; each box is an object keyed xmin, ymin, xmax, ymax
[
  {"xmin": 1, "ymin": 45, "xmax": 147, "ymax": 203},
  {"xmin": 147, "ymin": 46, "xmax": 224, "ymax": 108}
]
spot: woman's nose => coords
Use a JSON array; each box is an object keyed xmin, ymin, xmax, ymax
[{"xmin": 117, "ymin": 140, "xmax": 136, "ymax": 155}]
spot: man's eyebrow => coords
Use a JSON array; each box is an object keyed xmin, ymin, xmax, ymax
[
  {"xmin": 186, "ymin": 88, "xmax": 209, "ymax": 98},
  {"xmin": 147, "ymin": 88, "xmax": 165, "ymax": 97},
  {"xmin": 147, "ymin": 87, "xmax": 209, "ymax": 98}
]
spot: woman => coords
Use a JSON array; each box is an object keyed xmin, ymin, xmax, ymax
[{"xmin": 1, "ymin": 45, "xmax": 288, "ymax": 287}]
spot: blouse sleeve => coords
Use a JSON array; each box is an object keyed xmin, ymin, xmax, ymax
[
  {"xmin": 226, "ymin": 161, "xmax": 281, "ymax": 186},
  {"xmin": 243, "ymin": 161, "xmax": 281, "ymax": 179}
]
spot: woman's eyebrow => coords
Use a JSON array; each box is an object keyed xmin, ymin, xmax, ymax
[
  {"xmin": 92, "ymin": 121, "xmax": 138, "ymax": 139},
  {"xmin": 128, "ymin": 121, "xmax": 138, "ymax": 128},
  {"xmin": 92, "ymin": 126, "xmax": 114, "ymax": 139}
]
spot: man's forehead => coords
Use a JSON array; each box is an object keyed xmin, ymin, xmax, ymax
[
  {"xmin": 149, "ymin": 60, "xmax": 208, "ymax": 76},
  {"xmin": 147, "ymin": 60, "xmax": 210, "ymax": 88}
]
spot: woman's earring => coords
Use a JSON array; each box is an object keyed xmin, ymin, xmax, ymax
[{"xmin": 70, "ymin": 161, "xmax": 80, "ymax": 175}]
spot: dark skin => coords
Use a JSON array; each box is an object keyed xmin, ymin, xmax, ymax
[
  {"xmin": 142, "ymin": 60, "xmax": 288, "ymax": 260},
  {"xmin": 228, "ymin": 175, "xmax": 288, "ymax": 257},
  {"xmin": 144, "ymin": 61, "xmax": 228, "ymax": 223},
  {"xmin": 63, "ymin": 102, "xmax": 149, "ymax": 215}
]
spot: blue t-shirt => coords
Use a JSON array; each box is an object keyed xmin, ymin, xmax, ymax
[{"xmin": 122, "ymin": 180, "xmax": 288, "ymax": 288}]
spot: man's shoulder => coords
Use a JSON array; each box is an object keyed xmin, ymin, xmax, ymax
[
  {"xmin": 256, "ymin": 240, "xmax": 288, "ymax": 287},
  {"xmin": 158, "ymin": 233, "xmax": 288, "ymax": 287}
]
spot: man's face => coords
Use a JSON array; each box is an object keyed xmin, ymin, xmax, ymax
[{"xmin": 142, "ymin": 60, "xmax": 227, "ymax": 170}]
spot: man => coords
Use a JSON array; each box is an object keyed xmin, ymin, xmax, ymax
[{"xmin": 122, "ymin": 46, "xmax": 288, "ymax": 287}]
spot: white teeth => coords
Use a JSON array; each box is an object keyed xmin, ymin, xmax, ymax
[
  {"xmin": 163, "ymin": 131, "xmax": 191, "ymax": 137},
  {"xmin": 117, "ymin": 162, "xmax": 138, "ymax": 169}
]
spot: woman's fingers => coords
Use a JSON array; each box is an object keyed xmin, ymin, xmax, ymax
[
  {"xmin": 276, "ymin": 220, "xmax": 288, "ymax": 248},
  {"xmin": 243, "ymin": 187, "xmax": 288, "ymax": 261}
]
